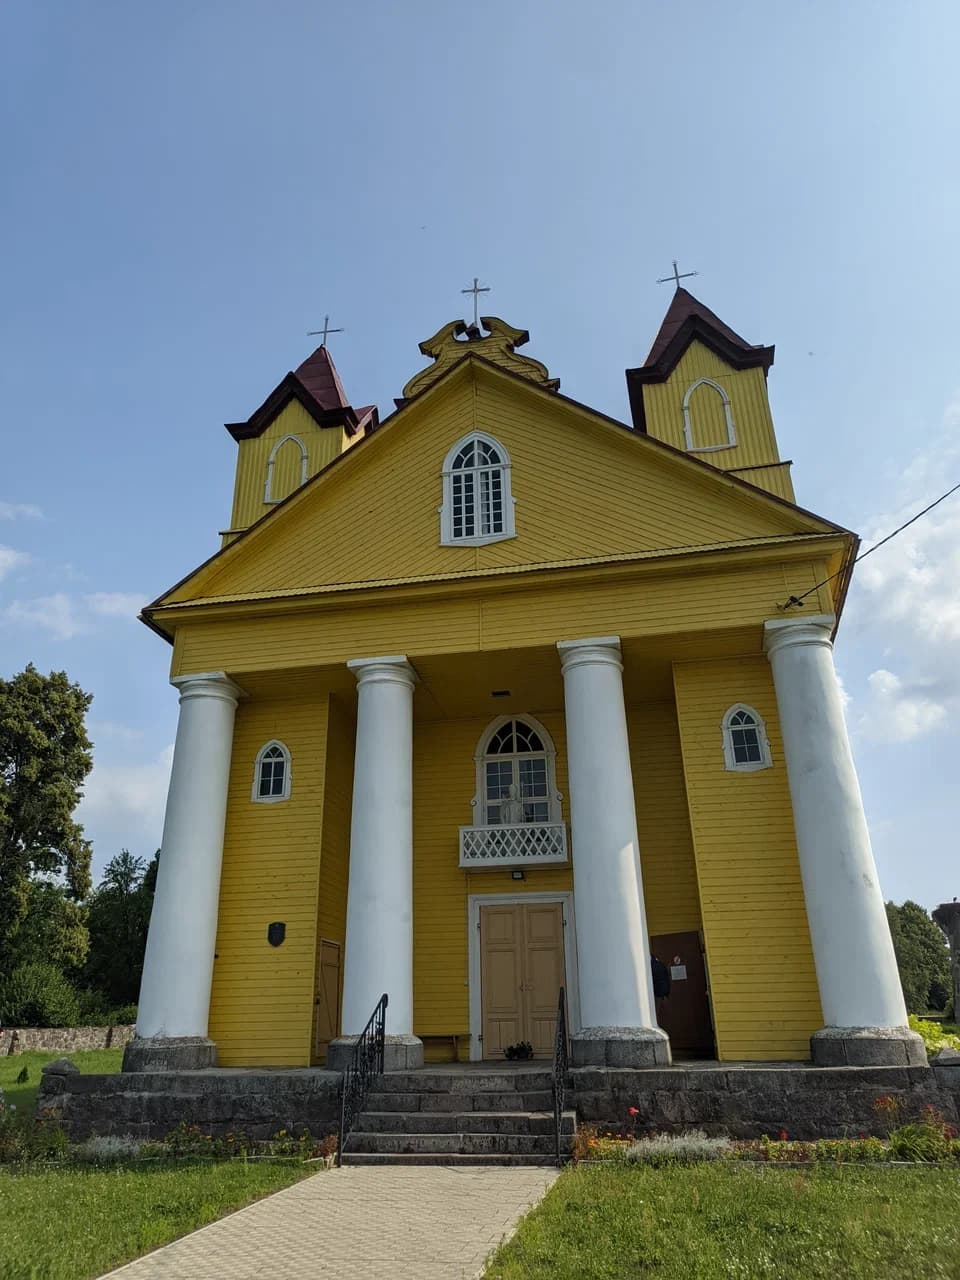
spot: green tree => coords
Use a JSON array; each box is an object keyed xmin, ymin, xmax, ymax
[
  {"xmin": 5, "ymin": 878, "xmax": 89, "ymax": 972},
  {"xmin": 83, "ymin": 850, "xmax": 157, "ymax": 1006},
  {"xmin": 885, "ymin": 900, "xmax": 952, "ymax": 1014},
  {"xmin": 0, "ymin": 665, "xmax": 93, "ymax": 963}
]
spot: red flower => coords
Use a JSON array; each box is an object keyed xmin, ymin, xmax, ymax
[
  {"xmin": 628, "ymin": 1107, "xmax": 640, "ymax": 1117},
  {"xmin": 778, "ymin": 1130, "xmax": 788, "ymax": 1142}
]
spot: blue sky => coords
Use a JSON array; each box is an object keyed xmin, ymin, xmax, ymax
[{"xmin": 1, "ymin": 2, "xmax": 957, "ymax": 909}]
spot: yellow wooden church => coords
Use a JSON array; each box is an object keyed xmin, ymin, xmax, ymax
[{"xmin": 129, "ymin": 290, "xmax": 923, "ymax": 1077}]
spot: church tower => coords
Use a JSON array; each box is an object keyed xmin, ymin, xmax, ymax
[
  {"xmin": 625, "ymin": 290, "xmax": 794, "ymax": 503},
  {"xmin": 220, "ymin": 346, "xmax": 377, "ymax": 545}
]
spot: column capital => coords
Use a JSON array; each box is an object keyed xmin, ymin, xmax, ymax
[
  {"xmin": 170, "ymin": 671, "xmax": 243, "ymax": 705},
  {"xmin": 557, "ymin": 635, "xmax": 623, "ymax": 674},
  {"xmin": 763, "ymin": 614, "xmax": 836, "ymax": 657},
  {"xmin": 347, "ymin": 654, "xmax": 418, "ymax": 689}
]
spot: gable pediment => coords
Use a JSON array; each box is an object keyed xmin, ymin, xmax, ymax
[{"xmin": 154, "ymin": 358, "xmax": 847, "ymax": 612}]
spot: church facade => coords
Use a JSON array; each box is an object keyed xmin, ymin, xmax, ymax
[{"xmin": 128, "ymin": 293, "xmax": 924, "ymax": 1075}]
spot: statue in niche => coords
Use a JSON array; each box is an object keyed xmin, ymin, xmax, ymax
[{"xmin": 501, "ymin": 784, "xmax": 525, "ymax": 825}]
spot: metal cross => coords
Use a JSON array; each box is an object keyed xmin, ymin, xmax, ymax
[
  {"xmin": 307, "ymin": 315, "xmax": 344, "ymax": 346},
  {"xmin": 461, "ymin": 277, "xmax": 491, "ymax": 327},
  {"xmin": 656, "ymin": 260, "xmax": 699, "ymax": 288}
]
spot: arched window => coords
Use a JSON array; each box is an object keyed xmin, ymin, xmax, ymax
[
  {"xmin": 440, "ymin": 432, "xmax": 516, "ymax": 546},
  {"xmin": 264, "ymin": 435, "xmax": 309, "ymax": 504},
  {"xmin": 472, "ymin": 716, "xmax": 561, "ymax": 825},
  {"xmin": 682, "ymin": 378, "xmax": 736, "ymax": 452},
  {"xmin": 252, "ymin": 740, "xmax": 292, "ymax": 802},
  {"xmin": 721, "ymin": 705, "xmax": 772, "ymax": 772}
]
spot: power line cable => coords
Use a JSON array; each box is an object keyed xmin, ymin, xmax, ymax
[{"xmin": 779, "ymin": 479, "xmax": 960, "ymax": 611}]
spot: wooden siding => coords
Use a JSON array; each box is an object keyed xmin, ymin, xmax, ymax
[
  {"xmin": 672, "ymin": 657, "xmax": 822, "ymax": 1061},
  {"xmin": 629, "ymin": 701, "xmax": 701, "ymax": 937},
  {"xmin": 186, "ymin": 362, "xmax": 830, "ymax": 605},
  {"xmin": 171, "ymin": 557, "xmax": 833, "ymax": 678},
  {"xmin": 642, "ymin": 342, "xmax": 781, "ymax": 474},
  {"xmin": 208, "ymin": 694, "xmax": 328, "ymax": 1066},
  {"xmin": 228, "ymin": 400, "xmax": 348, "ymax": 534},
  {"xmin": 312, "ymin": 694, "xmax": 354, "ymax": 1059},
  {"xmin": 725, "ymin": 462, "xmax": 796, "ymax": 503}
]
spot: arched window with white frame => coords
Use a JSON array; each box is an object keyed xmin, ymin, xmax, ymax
[
  {"xmin": 440, "ymin": 432, "xmax": 516, "ymax": 546},
  {"xmin": 264, "ymin": 434, "xmax": 309, "ymax": 504},
  {"xmin": 721, "ymin": 704, "xmax": 772, "ymax": 772},
  {"xmin": 472, "ymin": 716, "xmax": 561, "ymax": 826},
  {"xmin": 252, "ymin": 740, "xmax": 292, "ymax": 802},
  {"xmin": 682, "ymin": 378, "xmax": 737, "ymax": 452}
]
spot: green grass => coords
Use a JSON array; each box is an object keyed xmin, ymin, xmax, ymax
[
  {"xmin": 484, "ymin": 1163, "xmax": 960, "ymax": 1279},
  {"xmin": 0, "ymin": 1048, "xmax": 123, "ymax": 1117},
  {"xmin": 0, "ymin": 1160, "xmax": 314, "ymax": 1280}
]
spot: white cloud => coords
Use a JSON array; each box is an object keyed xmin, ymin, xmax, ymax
[
  {"xmin": 0, "ymin": 545, "xmax": 30, "ymax": 581},
  {"xmin": 88, "ymin": 720, "xmax": 145, "ymax": 744},
  {"xmin": 78, "ymin": 744, "xmax": 173, "ymax": 843},
  {"xmin": 0, "ymin": 502, "xmax": 42, "ymax": 520},
  {"xmin": 2, "ymin": 589, "xmax": 148, "ymax": 638},
  {"xmin": 844, "ymin": 394, "xmax": 960, "ymax": 741},
  {"xmin": 857, "ymin": 669, "xmax": 948, "ymax": 743},
  {"xmin": 85, "ymin": 592, "xmax": 148, "ymax": 619},
  {"xmin": 3, "ymin": 592, "xmax": 86, "ymax": 639}
]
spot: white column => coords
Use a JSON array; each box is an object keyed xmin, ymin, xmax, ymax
[
  {"xmin": 557, "ymin": 636, "xmax": 669, "ymax": 1066},
  {"xmin": 133, "ymin": 671, "xmax": 241, "ymax": 1060},
  {"xmin": 764, "ymin": 615, "xmax": 924, "ymax": 1065},
  {"xmin": 333, "ymin": 655, "xmax": 423, "ymax": 1069}
]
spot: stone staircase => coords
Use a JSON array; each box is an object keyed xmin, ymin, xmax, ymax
[{"xmin": 340, "ymin": 1068, "xmax": 576, "ymax": 1166}]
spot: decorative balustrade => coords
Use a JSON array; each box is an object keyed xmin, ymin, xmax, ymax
[{"xmin": 458, "ymin": 822, "xmax": 569, "ymax": 869}]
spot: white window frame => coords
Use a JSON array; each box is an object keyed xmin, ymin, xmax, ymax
[
  {"xmin": 682, "ymin": 378, "xmax": 737, "ymax": 453},
  {"xmin": 264, "ymin": 434, "xmax": 309, "ymax": 504},
  {"xmin": 252, "ymin": 739, "xmax": 292, "ymax": 802},
  {"xmin": 721, "ymin": 704, "xmax": 772, "ymax": 773},
  {"xmin": 439, "ymin": 431, "xmax": 516, "ymax": 546},
  {"xmin": 471, "ymin": 714, "xmax": 562, "ymax": 826}
]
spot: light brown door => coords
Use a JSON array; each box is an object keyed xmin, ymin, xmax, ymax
[
  {"xmin": 313, "ymin": 940, "xmax": 342, "ymax": 1064},
  {"xmin": 480, "ymin": 902, "xmax": 565, "ymax": 1058},
  {"xmin": 649, "ymin": 930, "xmax": 714, "ymax": 1057}
]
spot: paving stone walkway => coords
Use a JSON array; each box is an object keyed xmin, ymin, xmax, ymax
[{"xmin": 103, "ymin": 1165, "xmax": 558, "ymax": 1279}]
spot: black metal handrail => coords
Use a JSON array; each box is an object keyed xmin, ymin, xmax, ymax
[
  {"xmin": 551, "ymin": 985, "xmax": 568, "ymax": 1167},
  {"xmin": 336, "ymin": 993, "xmax": 387, "ymax": 1167}
]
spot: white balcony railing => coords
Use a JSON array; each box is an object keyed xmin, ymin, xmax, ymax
[{"xmin": 458, "ymin": 822, "xmax": 569, "ymax": 869}]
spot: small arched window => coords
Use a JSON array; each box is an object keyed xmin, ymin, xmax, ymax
[
  {"xmin": 264, "ymin": 435, "xmax": 309, "ymax": 504},
  {"xmin": 682, "ymin": 378, "xmax": 736, "ymax": 452},
  {"xmin": 473, "ymin": 716, "xmax": 561, "ymax": 825},
  {"xmin": 440, "ymin": 433, "xmax": 516, "ymax": 546},
  {"xmin": 721, "ymin": 705, "xmax": 772, "ymax": 772},
  {"xmin": 252, "ymin": 740, "xmax": 292, "ymax": 802}
]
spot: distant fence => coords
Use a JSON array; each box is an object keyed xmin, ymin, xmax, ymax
[{"xmin": 0, "ymin": 1025, "xmax": 135, "ymax": 1056}]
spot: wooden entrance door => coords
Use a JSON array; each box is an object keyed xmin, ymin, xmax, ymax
[
  {"xmin": 313, "ymin": 940, "xmax": 341, "ymax": 1064},
  {"xmin": 480, "ymin": 902, "xmax": 565, "ymax": 1058},
  {"xmin": 649, "ymin": 930, "xmax": 714, "ymax": 1057}
]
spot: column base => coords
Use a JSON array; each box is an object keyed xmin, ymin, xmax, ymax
[
  {"xmin": 570, "ymin": 1026, "xmax": 672, "ymax": 1068},
  {"xmin": 122, "ymin": 1036, "xmax": 217, "ymax": 1072},
  {"xmin": 326, "ymin": 1034, "xmax": 424, "ymax": 1073},
  {"xmin": 811, "ymin": 1026, "xmax": 927, "ymax": 1067}
]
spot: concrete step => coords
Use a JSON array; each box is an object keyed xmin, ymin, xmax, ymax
[
  {"xmin": 378, "ymin": 1070, "xmax": 554, "ymax": 1093},
  {"xmin": 340, "ymin": 1152, "xmax": 562, "ymax": 1168},
  {"xmin": 343, "ymin": 1130, "xmax": 569, "ymax": 1156},
  {"xmin": 363, "ymin": 1089, "xmax": 555, "ymax": 1113},
  {"xmin": 355, "ymin": 1109, "xmax": 576, "ymax": 1136}
]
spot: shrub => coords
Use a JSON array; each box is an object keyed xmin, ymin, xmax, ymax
[
  {"xmin": 73, "ymin": 1134, "xmax": 144, "ymax": 1163},
  {"xmin": 0, "ymin": 962, "xmax": 81, "ymax": 1028},
  {"xmin": 106, "ymin": 1003, "xmax": 138, "ymax": 1026},
  {"xmin": 0, "ymin": 1089, "xmax": 69, "ymax": 1163},
  {"xmin": 909, "ymin": 1013, "xmax": 960, "ymax": 1053},
  {"xmin": 623, "ymin": 1130, "xmax": 731, "ymax": 1166},
  {"xmin": 889, "ymin": 1120, "xmax": 952, "ymax": 1163}
]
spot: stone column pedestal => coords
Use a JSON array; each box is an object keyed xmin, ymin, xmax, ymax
[
  {"xmin": 124, "ymin": 671, "xmax": 241, "ymax": 1073},
  {"xmin": 764, "ymin": 616, "xmax": 925, "ymax": 1068},
  {"xmin": 558, "ymin": 636, "xmax": 670, "ymax": 1069},
  {"xmin": 328, "ymin": 656, "xmax": 423, "ymax": 1072}
]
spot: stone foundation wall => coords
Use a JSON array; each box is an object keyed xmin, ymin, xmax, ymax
[
  {"xmin": 0, "ymin": 1025, "xmax": 135, "ymax": 1056},
  {"xmin": 571, "ymin": 1061, "xmax": 960, "ymax": 1139},
  {"xmin": 39, "ymin": 1068, "xmax": 342, "ymax": 1141}
]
